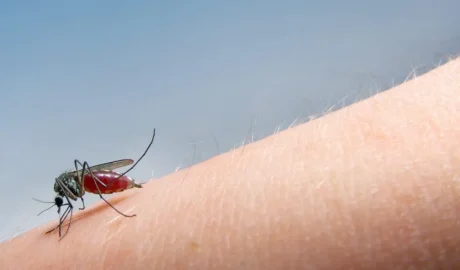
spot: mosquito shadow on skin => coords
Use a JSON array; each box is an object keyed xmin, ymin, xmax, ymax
[{"xmin": 44, "ymin": 193, "xmax": 137, "ymax": 237}]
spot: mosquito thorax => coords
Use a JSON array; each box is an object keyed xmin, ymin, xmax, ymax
[{"xmin": 54, "ymin": 172, "xmax": 82, "ymax": 199}]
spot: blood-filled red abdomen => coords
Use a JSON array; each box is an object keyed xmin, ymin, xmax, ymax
[{"xmin": 83, "ymin": 170, "xmax": 142, "ymax": 194}]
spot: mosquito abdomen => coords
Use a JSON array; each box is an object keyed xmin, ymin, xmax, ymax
[{"xmin": 83, "ymin": 171, "xmax": 142, "ymax": 194}]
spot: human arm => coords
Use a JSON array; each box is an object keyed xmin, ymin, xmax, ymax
[{"xmin": 1, "ymin": 58, "xmax": 460, "ymax": 269}]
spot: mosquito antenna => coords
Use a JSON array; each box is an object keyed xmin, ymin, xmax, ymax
[
  {"xmin": 36, "ymin": 204, "xmax": 57, "ymax": 216},
  {"xmin": 32, "ymin": 198, "xmax": 55, "ymax": 204},
  {"xmin": 117, "ymin": 128, "xmax": 156, "ymax": 179},
  {"xmin": 33, "ymin": 198, "xmax": 58, "ymax": 216}
]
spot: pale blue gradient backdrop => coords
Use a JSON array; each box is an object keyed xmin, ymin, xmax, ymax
[{"xmin": 0, "ymin": 1, "xmax": 459, "ymax": 240}]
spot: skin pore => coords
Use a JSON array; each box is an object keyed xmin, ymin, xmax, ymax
[{"xmin": 1, "ymin": 58, "xmax": 460, "ymax": 269}]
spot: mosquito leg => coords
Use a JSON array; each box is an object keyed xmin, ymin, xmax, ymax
[
  {"xmin": 98, "ymin": 193, "xmax": 137, "ymax": 217},
  {"xmin": 116, "ymin": 128, "xmax": 156, "ymax": 179},
  {"xmin": 45, "ymin": 207, "xmax": 66, "ymax": 234},
  {"xmin": 82, "ymin": 161, "xmax": 136, "ymax": 218},
  {"xmin": 73, "ymin": 160, "xmax": 87, "ymax": 212},
  {"xmin": 46, "ymin": 203, "xmax": 72, "ymax": 235},
  {"xmin": 79, "ymin": 197, "xmax": 85, "ymax": 211},
  {"xmin": 58, "ymin": 206, "xmax": 68, "ymax": 237},
  {"xmin": 73, "ymin": 158, "xmax": 107, "ymax": 211},
  {"xmin": 61, "ymin": 204, "xmax": 74, "ymax": 239}
]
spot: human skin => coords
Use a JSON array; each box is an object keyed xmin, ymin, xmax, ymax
[{"xmin": 1, "ymin": 58, "xmax": 460, "ymax": 269}]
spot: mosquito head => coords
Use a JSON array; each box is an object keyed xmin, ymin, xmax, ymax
[{"xmin": 54, "ymin": 196, "xmax": 64, "ymax": 213}]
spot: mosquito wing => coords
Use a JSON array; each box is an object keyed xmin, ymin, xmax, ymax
[
  {"xmin": 69, "ymin": 159, "xmax": 135, "ymax": 177},
  {"xmin": 87, "ymin": 159, "xmax": 134, "ymax": 171}
]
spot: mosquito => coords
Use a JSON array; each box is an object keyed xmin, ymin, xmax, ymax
[{"xmin": 34, "ymin": 128, "xmax": 156, "ymax": 238}]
